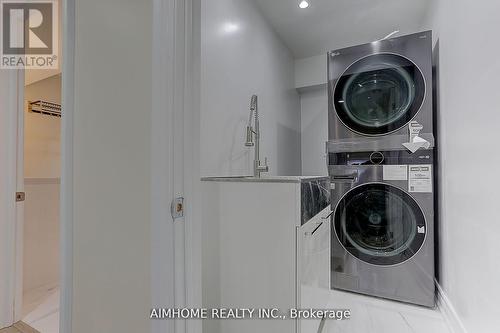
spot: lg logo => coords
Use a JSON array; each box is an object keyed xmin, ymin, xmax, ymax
[{"xmin": 1, "ymin": 0, "xmax": 57, "ymax": 68}]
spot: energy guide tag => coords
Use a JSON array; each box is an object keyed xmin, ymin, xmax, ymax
[{"xmin": 408, "ymin": 165, "xmax": 432, "ymax": 193}]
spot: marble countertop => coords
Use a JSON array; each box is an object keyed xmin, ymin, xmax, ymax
[{"xmin": 201, "ymin": 175, "xmax": 328, "ymax": 183}]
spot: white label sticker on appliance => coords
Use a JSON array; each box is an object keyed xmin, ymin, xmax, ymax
[
  {"xmin": 409, "ymin": 165, "xmax": 433, "ymax": 193},
  {"xmin": 383, "ymin": 165, "xmax": 408, "ymax": 180}
]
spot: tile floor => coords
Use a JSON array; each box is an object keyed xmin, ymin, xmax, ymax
[
  {"xmin": 10, "ymin": 283, "xmax": 451, "ymax": 333},
  {"xmin": 22, "ymin": 286, "xmax": 59, "ymax": 333},
  {"xmin": 23, "ymin": 284, "xmax": 58, "ymax": 318},
  {"xmin": 322, "ymin": 289, "xmax": 451, "ymax": 333}
]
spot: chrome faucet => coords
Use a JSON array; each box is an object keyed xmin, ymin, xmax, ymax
[{"xmin": 245, "ymin": 95, "xmax": 269, "ymax": 177}]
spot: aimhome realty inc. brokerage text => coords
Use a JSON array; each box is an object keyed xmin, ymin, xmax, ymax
[{"xmin": 150, "ymin": 308, "xmax": 351, "ymax": 320}]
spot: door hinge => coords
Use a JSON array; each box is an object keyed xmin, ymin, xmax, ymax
[
  {"xmin": 171, "ymin": 197, "xmax": 184, "ymax": 220},
  {"xmin": 16, "ymin": 192, "xmax": 25, "ymax": 202}
]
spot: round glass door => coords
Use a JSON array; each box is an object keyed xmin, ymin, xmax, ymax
[
  {"xmin": 333, "ymin": 54, "xmax": 425, "ymax": 136},
  {"xmin": 334, "ymin": 183, "xmax": 426, "ymax": 265}
]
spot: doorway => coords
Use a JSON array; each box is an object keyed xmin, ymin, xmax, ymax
[
  {"xmin": 20, "ymin": 72, "xmax": 62, "ymax": 333},
  {"xmin": 0, "ymin": 70, "xmax": 62, "ymax": 333}
]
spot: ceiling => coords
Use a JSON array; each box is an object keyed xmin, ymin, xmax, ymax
[{"xmin": 253, "ymin": 0, "xmax": 431, "ymax": 59}]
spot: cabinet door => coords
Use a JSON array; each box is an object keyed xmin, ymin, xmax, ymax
[{"xmin": 297, "ymin": 206, "xmax": 331, "ymax": 333}]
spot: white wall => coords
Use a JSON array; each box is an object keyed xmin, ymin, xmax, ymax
[
  {"xmin": 23, "ymin": 75, "xmax": 61, "ymax": 295},
  {"xmin": 24, "ymin": 75, "xmax": 61, "ymax": 178},
  {"xmin": 73, "ymin": 0, "xmax": 151, "ymax": 332},
  {"xmin": 295, "ymin": 55, "xmax": 326, "ymax": 89},
  {"xmin": 201, "ymin": 0, "xmax": 301, "ymax": 177},
  {"xmin": 295, "ymin": 54, "xmax": 328, "ymax": 176},
  {"xmin": 23, "ymin": 181, "xmax": 59, "ymax": 295},
  {"xmin": 423, "ymin": 1, "xmax": 500, "ymax": 332},
  {"xmin": 300, "ymin": 86, "xmax": 328, "ymax": 176}
]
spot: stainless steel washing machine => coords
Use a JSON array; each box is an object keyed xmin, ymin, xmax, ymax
[
  {"xmin": 328, "ymin": 31, "xmax": 433, "ymax": 142},
  {"xmin": 329, "ymin": 149, "xmax": 435, "ymax": 307}
]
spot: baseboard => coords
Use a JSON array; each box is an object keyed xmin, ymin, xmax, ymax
[{"xmin": 437, "ymin": 285, "xmax": 468, "ymax": 333}]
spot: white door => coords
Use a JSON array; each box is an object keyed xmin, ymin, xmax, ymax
[
  {"xmin": 0, "ymin": 69, "xmax": 23, "ymax": 328},
  {"xmin": 297, "ymin": 206, "xmax": 332, "ymax": 333}
]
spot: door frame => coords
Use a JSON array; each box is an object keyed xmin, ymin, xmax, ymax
[
  {"xmin": 150, "ymin": 0, "xmax": 202, "ymax": 332},
  {"xmin": 59, "ymin": 0, "xmax": 75, "ymax": 331},
  {"xmin": 12, "ymin": 0, "xmax": 199, "ymax": 331},
  {"xmin": 5, "ymin": 0, "xmax": 200, "ymax": 331},
  {"xmin": 14, "ymin": 69, "xmax": 24, "ymax": 323},
  {"xmin": 9, "ymin": 0, "xmax": 74, "ymax": 329},
  {"xmin": 0, "ymin": 69, "xmax": 23, "ymax": 329},
  {"xmin": 59, "ymin": 1, "xmax": 197, "ymax": 331},
  {"xmin": 11, "ymin": 0, "xmax": 74, "ymax": 330},
  {"xmin": 183, "ymin": 1, "xmax": 202, "ymax": 333}
]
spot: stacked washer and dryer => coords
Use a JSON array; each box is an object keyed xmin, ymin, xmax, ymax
[{"xmin": 327, "ymin": 31, "xmax": 436, "ymax": 307}]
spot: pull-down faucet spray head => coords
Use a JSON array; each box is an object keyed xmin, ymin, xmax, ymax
[
  {"xmin": 250, "ymin": 95, "xmax": 257, "ymax": 111},
  {"xmin": 244, "ymin": 94, "xmax": 268, "ymax": 177},
  {"xmin": 245, "ymin": 95, "xmax": 258, "ymax": 147}
]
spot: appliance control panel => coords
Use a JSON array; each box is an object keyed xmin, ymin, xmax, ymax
[{"xmin": 329, "ymin": 149, "xmax": 433, "ymax": 166}]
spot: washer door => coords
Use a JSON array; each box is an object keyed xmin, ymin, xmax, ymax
[
  {"xmin": 334, "ymin": 183, "xmax": 426, "ymax": 265},
  {"xmin": 333, "ymin": 54, "xmax": 425, "ymax": 136}
]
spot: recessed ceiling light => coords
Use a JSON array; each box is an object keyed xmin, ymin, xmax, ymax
[
  {"xmin": 298, "ymin": 1, "xmax": 310, "ymax": 9},
  {"xmin": 221, "ymin": 22, "xmax": 240, "ymax": 34}
]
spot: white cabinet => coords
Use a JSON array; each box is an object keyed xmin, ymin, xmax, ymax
[
  {"xmin": 201, "ymin": 177, "xmax": 330, "ymax": 333},
  {"xmin": 297, "ymin": 206, "xmax": 332, "ymax": 333}
]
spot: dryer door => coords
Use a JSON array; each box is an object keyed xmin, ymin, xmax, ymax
[
  {"xmin": 333, "ymin": 53, "xmax": 425, "ymax": 136},
  {"xmin": 334, "ymin": 183, "xmax": 426, "ymax": 265}
]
